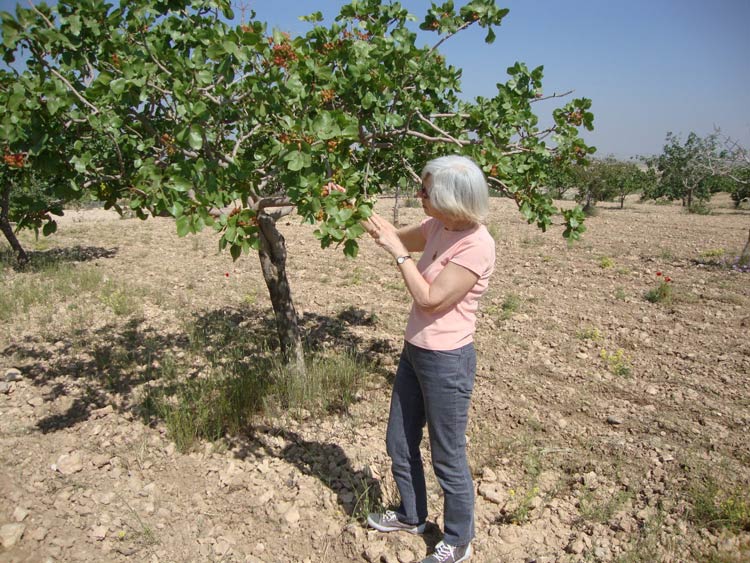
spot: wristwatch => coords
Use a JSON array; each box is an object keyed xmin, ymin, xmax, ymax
[{"xmin": 396, "ymin": 255, "xmax": 412, "ymax": 265}]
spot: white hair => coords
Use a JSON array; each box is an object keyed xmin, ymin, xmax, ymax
[{"xmin": 421, "ymin": 155, "xmax": 489, "ymax": 224}]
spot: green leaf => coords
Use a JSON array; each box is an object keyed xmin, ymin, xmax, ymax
[
  {"xmin": 230, "ymin": 244, "xmax": 242, "ymax": 261},
  {"xmin": 110, "ymin": 78, "xmax": 126, "ymax": 95},
  {"xmin": 176, "ymin": 215, "xmax": 190, "ymax": 237},
  {"xmin": 196, "ymin": 69, "xmax": 213, "ymax": 86},
  {"xmin": 485, "ymin": 27, "xmax": 496, "ymax": 44},
  {"xmin": 188, "ymin": 126, "xmax": 203, "ymax": 150},
  {"xmin": 344, "ymin": 239, "xmax": 359, "ymax": 258},
  {"xmin": 42, "ymin": 220, "xmax": 57, "ymax": 236},
  {"xmin": 286, "ymin": 151, "xmax": 306, "ymax": 171}
]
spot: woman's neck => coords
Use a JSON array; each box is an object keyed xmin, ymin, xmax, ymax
[{"xmin": 442, "ymin": 217, "xmax": 476, "ymax": 232}]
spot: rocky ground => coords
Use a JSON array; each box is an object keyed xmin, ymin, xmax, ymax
[{"xmin": 1, "ymin": 195, "xmax": 749, "ymax": 562}]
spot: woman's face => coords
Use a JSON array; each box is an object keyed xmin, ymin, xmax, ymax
[{"xmin": 419, "ymin": 174, "xmax": 435, "ymax": 217}]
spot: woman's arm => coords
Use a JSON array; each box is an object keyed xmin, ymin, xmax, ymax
[
  {"xmin": 399, "ymin": 259, "xmax": 478, "ymax": 313},
  {"xmin": 396, "ymin": 223, "xmax": 426, "ymax": 253},
  {"xmin": 363, "ymin": 214, "xmax": 478, "ymax": 313}
]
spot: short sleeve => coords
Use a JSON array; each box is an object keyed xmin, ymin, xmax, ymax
[{"xmin": 448, "ymin": 230, "xmax": 495, "ymax": 278}]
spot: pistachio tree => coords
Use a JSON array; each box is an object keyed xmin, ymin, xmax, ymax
[{"xmin": 1, "ymin": 0, "xmax": 594, "ymax": 373}]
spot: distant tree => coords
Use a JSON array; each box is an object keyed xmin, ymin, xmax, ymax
[
  {"xmin": 729, "ymin": 167, "xmax": 750, "ymax": 208},
  {"xmin": 642, "ymin": 132, "xmax": 724, "ymax": 208},
  {"xmin": 573, "ymin": 157, "xmax": 648, "ymax": 211},
  {"xmin": 610, "ymin": 161, "xmax": 651, "ymax": 209},
  {"xmin": 544, "ymin": 158, "xmax": 579, "ymax": 200}
]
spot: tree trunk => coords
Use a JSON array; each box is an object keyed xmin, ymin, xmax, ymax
[
  {"xmin": 256, "ymin": 211, "xmax": 306, "ymax": 376},
  {"xmin": 740, "ymin": 226, "xmax": 750, "ymax": 266},
  {"xmin": 0, "ymin": 184, "xmax": 28, "ymax": 266},
  {"xmin": 392, "ymin": 183, "xmax": 400, "ymax": 226}
]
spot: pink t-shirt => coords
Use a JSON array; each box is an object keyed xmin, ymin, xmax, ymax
[{"xmin": 405, "ymin": 217, "xmax": 496, "ymax": 351}]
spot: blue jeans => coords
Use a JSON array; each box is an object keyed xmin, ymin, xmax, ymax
[{"xmin": 385, "ymin": 341, "xmax": 476, "ymax": 546}]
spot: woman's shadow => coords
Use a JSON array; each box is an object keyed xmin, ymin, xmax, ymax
[{"xmin": 232, "ymin": 426, "xmax": 441, "ymax": 549}]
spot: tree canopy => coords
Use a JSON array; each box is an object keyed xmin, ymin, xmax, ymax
[{"xmin": 1, "ymin": 0, "xmax": 594, "ymax": 259}]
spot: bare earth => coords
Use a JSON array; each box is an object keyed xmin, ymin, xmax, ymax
[{"xmin": 1, "ymin": 195, "xmax": 749, "ymax": 562}]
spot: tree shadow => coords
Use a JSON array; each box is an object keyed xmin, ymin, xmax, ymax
[
  {"xmin": 1, "ymin": 245, "xmax": 118, "ymax": 271},
  {"xmin": 2, "ymin": 303, "xmax": 393, "ymax": 436}
]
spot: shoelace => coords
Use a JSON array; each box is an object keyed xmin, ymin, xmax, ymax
[{"xmin": 433, "ymin": 542, "xmax": 455, "ymax": 562}]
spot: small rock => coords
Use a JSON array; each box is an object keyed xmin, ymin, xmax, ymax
[
  {"xmin": 645, "ymin": 386, "xmax": 658, "ymax": 395},
  {"xmin": 478, "ymin": 483, "xmax": 506, "ymax": 505},
  {"xmin": 566, "ymin": 536, "xmax": 586, "ymax": 554},
  {"xmin": 363, "ymin": 544, "xmax": 385, "ymax": 563},
  {"xmin": 29, "ymin": 527, "xmax": 48, "ymax": 541},
  {"xmin": 481, "ymin": 467, "xmax": 497, "ymax": 483},
  {"xmin": 56, "ymin": 452, "xmax": 84, "ymax": 474},
  {"xmin": 4, "ymin": 368, "xmax": 22, "ymax": 382},
  {"xmin": 282, "ymin": 506, "xmax": 300, "ymax": 525},
  {"xmin": 556, "ymin": 418, "xmax": 568, "ymax": 429},
  {"xmin": 0, "ymin": 382, "xmax": 11, "ymax": 394},
  {"xmin": 91, "ymin": 525, "xmax": 108, "ymax": 540},
  {"xmin": 0, "ymin": 523, "xmax": 26, "ymax": 548},
  {"xmin": 27, "ymin": 396, "xmax": 44, "ymax": 407},
  {"xmin": 13, "ymin": 507, "xmax": 29, "ymax": 522},
  {"xmin": 607, "ymin": 415, "xmax": 624, "ymax": 425},
  {"xmin": 583, "ymin": 471, "xmax": 599, "ymax": 490},
  {"xmin": 397, "ymin": 549, "xmax": 415, "ymax": 563}
]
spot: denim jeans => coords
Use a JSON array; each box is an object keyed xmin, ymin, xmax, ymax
[{"xmin": 385, "ymin": 341, "xmax": 476, "ymax": 546}]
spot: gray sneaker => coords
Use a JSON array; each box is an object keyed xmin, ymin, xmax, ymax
[
  {"xmin": 420, "ymin": 541, "xmax": 472, "ymax": 563},
  {"xmin": 366, "ymin": 510, "xmax": 426, "ymax": 534}
]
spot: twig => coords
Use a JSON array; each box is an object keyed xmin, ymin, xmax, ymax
[
  {"xmin": 530, "ymin": 90, "xmax": 574, "ymax": 103},
  {"xmin": 416, "ymin": 111, "xmax": 464, "ymax": 148},
  {"xmin": 27, "ymin": 0, "xmax": 54, "ymax": 28},
  {"xmin": 427, "ymin": 20, "xmax": 473, "ymax": 57}
]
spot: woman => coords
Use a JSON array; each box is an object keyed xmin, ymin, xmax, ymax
[{"xmin": 363, "ymin": 155, "xmax": 495, "ymax": 563}]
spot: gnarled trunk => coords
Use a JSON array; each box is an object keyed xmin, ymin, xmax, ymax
[
  {"xmin": 256, "ymin": 211, "xmax": 306, "ymax": 376},
  {"xmin": 740, "ymin": 226, "xmax": 750, "ymax": 266},
  {"xmin": 0, "ymin": 184, "xmax": 28, "ymax": 266}
]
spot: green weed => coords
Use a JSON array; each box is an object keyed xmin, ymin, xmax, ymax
[
  {"xmin": 600, "ymin": 348, "xmax": 632, "ymax": 377},
  {"xmin": 645, "ymin": 273, "xmax": 673, "ymax": 304}
]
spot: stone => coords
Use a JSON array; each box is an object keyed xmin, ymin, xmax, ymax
[
  {"xmin": 56, "ymin": 452, "xmax": 84, "ymax": 474},
  {"xmin": 0, "ymin": 382, "xmax": 11, "ymax": 394},
  {"xmin": 566, "ymin": 537, "xmax": 586, "ymax": 554},
  {"xmin": 583, "ymin": 471, "xmax": 599, "ymax": 490},
  {"xmin": 606, "ymin": 415, "xmax": 624, "ymax": 425},
  {"xmin": 27, "ymin": 396, "xmax": 44, "ymax": 407},
  {"xmin": 91, "ymin": 525, "xmax": 108, "ymax": 540},
  {"xmin": 478, "ymin": 483, "xmax": 506, "ymax": 505},
  {"xmin": 4, "ymin": 368, "xmax": 22, "ymax": 382},
  {"xmin": 1, "ymin": 523, "xmax": 26, "ymax": 548},
  {"xmin": 397, "ymin": 549, "xmax": 415, "ymax": 563},
  {"xmin": 282, "ymin": 506, "xmax": 300, "ymax": 525},
  {"xmin": 29, "ymin": 527, "xmax": 48, "ymax": 541},
  {"xmin": 481, "ymin": 467, "xmax": 497, "ymax": 482},
  {"xmin": 13, "ymin": 507, "xmax": 29, "ymax": 522}
]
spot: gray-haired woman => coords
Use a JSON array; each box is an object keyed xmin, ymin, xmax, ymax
[{"xmin": 363, "ymin": 155, "xmax": 496, "ymax": 563}]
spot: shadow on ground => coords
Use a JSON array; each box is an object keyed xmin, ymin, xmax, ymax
[
  {"xmin": 2, "ymin": 303, "xmax": 395, "ymax": 436},
  {"xmin": 1, "ymin": 245, "xmax": 118, "ymax": 271}
]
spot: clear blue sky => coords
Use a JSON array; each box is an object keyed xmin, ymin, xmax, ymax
[{"xmin": 2, "ymin": 0, "xmax": 748, "ymax": 159}]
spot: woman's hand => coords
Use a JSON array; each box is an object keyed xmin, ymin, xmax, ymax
[{"xmin": 362, "ymin": 213, "xmax": 409, "ymax": 258}]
